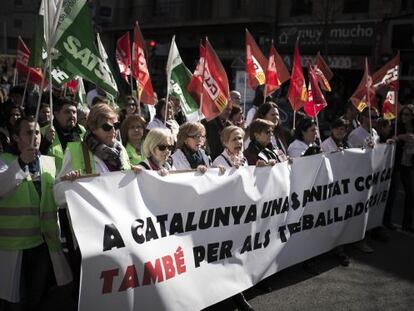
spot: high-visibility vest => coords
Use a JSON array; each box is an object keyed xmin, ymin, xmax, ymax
[
  {"xmin": 126, "ymin": 142, "xmax": 144, "ymax": 166},
  {"xmin": 66, "ymin": 141, "xmax": 96, "ymax": 174},
  {"xmin": 40, "ymin": 124, "xmax": 86, "ymax": 171},
  {"xmin": 0, "ymin": 153, "xmax": 62, "ymax": 251}
]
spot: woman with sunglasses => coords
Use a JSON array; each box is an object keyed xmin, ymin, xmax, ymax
[
  {"xmin": 171, "ymin": 122, "xmax": 210, "ymax": 173},
  {"xmin": 138, "ymin": 128, "xmax": 175, "ymax": 176},
  {"xmin": 244, "ymin": 119, "xmax": 280, "ymax": 166},
  {"xmin": 120, "ymin": 115, "xmax": 147, "ymax": 165},
  {"xmin": 58, "ymin": 103, "xmax": 133, "ymax": 180}
]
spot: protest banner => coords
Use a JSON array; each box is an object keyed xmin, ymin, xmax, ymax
[{"xmin": 55, "ymin": 145, "xmax": 394, "ymax": 311}]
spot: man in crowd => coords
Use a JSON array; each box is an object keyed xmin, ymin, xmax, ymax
[
  {"xmin": 347, "ymin": 107, "xmax": 380, "ymax": 148},
  {"xmin": 0, "ymin": 117, "xmax": 72, "ymax": 310},
  {"xmin": 40, "ymin": 97, "xmax": 85, "ymax": 172}
]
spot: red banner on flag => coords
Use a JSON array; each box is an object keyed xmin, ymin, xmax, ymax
[
  {"xmin": 201, "ymin": 40, "xmax": 230, "ymax": 121},
  {"xmin": 350, "ymin": 58, "xmax": 376, "ymax": 112},
  {"xmin": 245, "ymin": 29, "xmax": 267, "ymax": 90},
  {"xmin": 66, "ymin": 79, "xmax": 79, "ymax": 94},
  {"xmin": 304, "ymin": 65, "xmax": 328, "ymax": 117},
  {"xmin": 287, "ymin": 41, "xmax": 307, "ymax": 112},
  {"xmin": 132, "ymin": 22, "xmax": 155, "ymax": 105},
  {"xmin": 264, "ymin": 40, "xmax": 290, "ymax": 98},
  {"xmin": 116, "ymin": 32, "xmax": 131, "ymax": 83},
  {"xmin": 372, "ymin": 52, "xmax": 400, "ymax": 91},
  {"xmin": 16, "ymin": 36, "xmax": 44, "ymax": 86}
]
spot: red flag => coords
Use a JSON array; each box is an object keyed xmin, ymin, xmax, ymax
[
  {"xmin": 201, "ymin": 40, "xmax": 230, "ymax": 121},
  {"xmin": 314, "ymin": 52, "xmax": 332, "ymax": 92},
  {"xmin": 187, "ymin": 42, "xmax": 206, "ymax": 103},
  {"xmin": 245, "ymin": 29, "xmax": 267, "ymax": 90},
  {"xmin": 304, "ymin": 65, "xmax": 328, "ymax": 117},
  {"xmin": 264, "ymin": 40, "xmax": 290, "ymax": 97},
  {"xmin": 382, "ymin": 91, "xmax": 398, "ymax": 120},
  {"xmin": 316, "ymin": 52, "xmax": 334, "ymax": 81},
  {"xmin": 372, "ymin": 52, "xmax": 400, "ymax": 91},
  {"xmin": 66, "ymin": 79, "xmax": 79, "ymax": 94},
  {"xmin": 287, "ymin": 41, "xmax": 307, "ymax": 112},
  {"xmin": 132, "ymin": 22, "xmax": 155, "ymax": 105},
  {"xmin": 350, "ymin": 58, "xmax": 376, "ymax": 112},
  {"xmin": 116, "ymin": 32, "xmax": 131, "ymax": 83},
  {"xmin": 16, "ymin": 36, "xmax": 44, "ymax": 86}
]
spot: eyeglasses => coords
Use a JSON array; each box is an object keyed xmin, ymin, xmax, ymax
[
  {"xmin": 188, "ymin": 134, "xmax": 206, "ymax": 140},
  {"xmin": 101, "ymin": 122, "xmax": 121, "ymax": 132},
  {"xmin": 129, "ymin": 125, "xmax": 144, "ymax": 130},
  {"xmin": 157, "ymin": 144, "xmax": 174, "ymax": 151}
]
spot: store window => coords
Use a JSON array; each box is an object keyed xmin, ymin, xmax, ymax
[
  {"xmin": 290, "ymin": 0, "xmax": 313, "ymax": 16},
  {"xmin": 343, "ymin": 0, "xmax": 369, "ymax": 13}
]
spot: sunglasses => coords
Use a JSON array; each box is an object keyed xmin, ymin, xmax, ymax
[
  {"xmin": 101, "ymin": 122, "xmax": 121, "ymax": 132},
  {"xmin": 157, "ymin": 144, "xmax": 174, "ymax": 151}
]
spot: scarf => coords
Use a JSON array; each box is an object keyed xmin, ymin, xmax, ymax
[
  {"xmin": 182, "ymin": 146, "xmax": 205, "ymax": 169},
  {"xmin": 84, "ymin": 131, "xmax": 127, "ymax": 171},
  {"xmin": 225, "ymin": 148, "xmax": 246, "ymax": 167}
]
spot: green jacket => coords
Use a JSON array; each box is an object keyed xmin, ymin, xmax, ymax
[
  {"xmin": 0, "ymin": 153, "xmax": 62, "ymax": 251},
  {"xmin": 126, "ymin": 142, "xmax": 145, "ymax": 166}
]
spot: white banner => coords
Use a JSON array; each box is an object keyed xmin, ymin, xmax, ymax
[{"xmin": 56, "ymin": 145, "xmax": 394, "ymax": 311}]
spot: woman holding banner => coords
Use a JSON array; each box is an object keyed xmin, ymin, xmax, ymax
[
  {"xmin": 254, "ymin": 101, "xmax": 291, "ymax": 156},
  {"xmin": 244, "ymin": 119, "xmax": 280, "ymax": 166},
  {"xmin": 213, "ymin": 125, "xmax": 247, "ymax": 168},
  {"xmin": 138, "ymin": 128, "xmax": 175, "ymax": 175},
  {"xmin": 58, "ymin": 103, "xmax": 133, "ymax": 181},
  {"xmin": 171, "ymin": 122, "xmax": 210, "ymax": 173}
]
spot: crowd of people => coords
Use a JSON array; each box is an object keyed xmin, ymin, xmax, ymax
[{"xmin": 0, "ymin": 75, "xmax": 413, "ymax": 311}]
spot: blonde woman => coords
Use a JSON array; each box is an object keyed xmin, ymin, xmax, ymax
[
  {"xmin": 213, "ymin": 126, "xmax": 247, "ymax": 168},
  {"xmin": 171, "ymin": 122, "xmax": 210, "ymax": 173},
  {"xmin": 138, "ymin": 128, "xmax": 175, "ymax": 176}
]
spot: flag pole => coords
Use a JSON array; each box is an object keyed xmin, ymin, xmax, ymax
[
  {"xmin": 394, "ymin": 89, "xmax": 398, "ymax": 138},
  {"xmin": 164, "ymin": 36, "xmax": 175, "ymax": 127},
  {"xmin": 313, "ymin": 104, "xmax": 322, "ymax": 144},
  {"xmin": 13, "ymin": 68, "xmax": 18, "ymax": 86},
  {"xmin": 21, "ymin": 70, "xmax": 31, "ymax": 107},
  {"xmin": 198, "ymin": 38, "xmax": 207, "ymax": 121},
  {"xmin": 293, "ymin": 110, "xmax": 296, "ymax": 131},
  {"xmin": 243, "ymin": 72, "xmax": 247, "ymax": 118}
]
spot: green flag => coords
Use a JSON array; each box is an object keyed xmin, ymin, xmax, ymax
[
  {"xmin": 166, "ymin": 36, "xmax": 199, "ymax": 120},
  {"xmin": 51, "ymin": 0, "xmax": 118, "ymax": 97}
]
